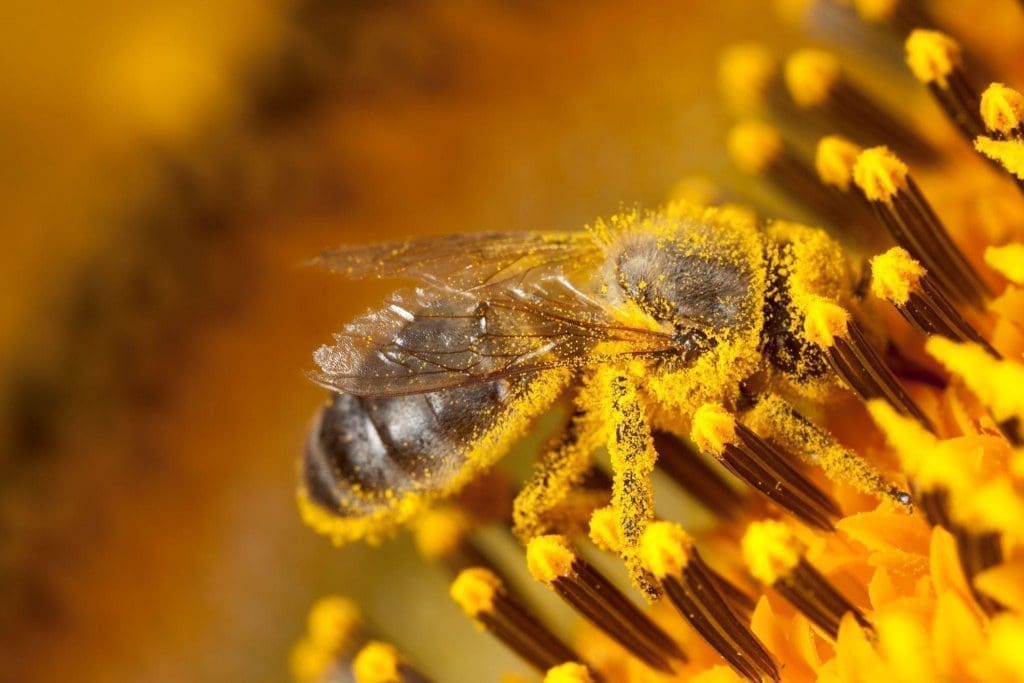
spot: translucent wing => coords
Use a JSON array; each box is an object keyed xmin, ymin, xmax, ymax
[
  {"xmin": 311, "ymin": 274, "xmax": 678, "ymax": 397},
  {"xmin": 314, "ymin": 231, "xmax": 600, "ymax": 290}
]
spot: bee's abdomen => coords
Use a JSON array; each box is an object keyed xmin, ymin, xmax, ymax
[{"xmin": 303, "ymin": 382, "xmax": 509, "ymax": 519}]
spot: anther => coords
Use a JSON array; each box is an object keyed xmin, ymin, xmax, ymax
[
  {"xmin": 853, "ymin": 0, "xmax": 934, "ymax": 34},
  {"xmin": 526, "ymin": 535, "xmax": 686, "ymax": 673},
  {"xmin": 639, "ymin": 522, "xmax": 780, "ymax": 683},
  {"xmin": 352, "ymin": 641, "xmax": 433, "ymax": 683},
  {"xmin": 543, "ymin": 662, "xmax": 597, "ymax": 683},
  {"xmin": 652, "ymin": 431, "xmax": 747, "ymax": 521},
  {"xmin": 870, "ymin": 247, "xmax": 997, "ymax": 355},
  {"xmin": 729, "ymin": 121, "xmax": 872, "ymax": 238},
  {"xmin": 905, "ymin": 30, "xmax": 986, "ymax": 144},
  {"xmin": 691, "ymin": 403, "xmax": 840, "ymax": 531},
  {"xmin": 742, "ymin": 520, "xmax": 870, "ymax": 640},
  {"xmin": 803, "ymin": 296, "xmax": 933, "ymax": 430},
  {"xmin": 292, "ymin": 596, "xmax": 367, "ymax": 683},
  {"xmin": 852, "ymin": 146, "xmax": 991, "ymax": 306},
  {"xmin": 719, "ymin": 43, "xmax": 783, "ymax": 115},
  {"xmin": 980, "ymin": 83, "xmax": 1024, "ymax": 139},
  {"xmin": 450, "ymin": 568, "xmax": 587, "ymax": 675},
  {"xmin": 785, "ymin": 50, "xmax": 933, "ymax": 159}
]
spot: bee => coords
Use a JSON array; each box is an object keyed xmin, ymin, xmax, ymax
[{"xmin": 300, "ymin": 202, "xmax": 910, "ymax": 593}]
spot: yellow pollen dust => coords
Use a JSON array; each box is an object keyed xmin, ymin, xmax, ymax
[
  {"xmin": 984, "ymin": 243, "xmax": 1024, "ymax": 285},
  {"xmin": 588, "ymin": 507, "xmax": 623, "ymax": 553},
  {"xmin": 870, "ymin": 247, "xmax": 925, "ymax": 305},
  {"xmin": 853, "ymin": 0, "xmax": 898, "ymax": 22},
  {"xmin": 853, "ymin": 146, "xmax": 908, "ymax": 202},
  {"xmin": 691, "ymin": 403, "xmax": 737, "ymax": 455},
  {"xmin": 926, "ymin": 338, "xmax": 1024, "ymax": 422},
  {"xmin": 719, "ymin": 43, "xmax": 778, "ymax": 114},
  {"xmin": 727, "ymin": 120, "xmax": 782, "ymax": 175},
  {"xmin": 816, "ymin": 135, "xmax": 863, "ymax": 191},
  {"xmin": 352, "ymin": 641, "xmax": 401, "ymax": 683},
  {"xmin": 639, "ymin": 521, "xmax": 693, "ymax": 579},
  {"xmin": 544, "ymin": 662, "xmax": 595, "ymax": 683},
  {"xmin": 526, "ymin": 535, "xmax": 576, "ymax": 585},
  {"xmin": 784, "ymin": 49, "xmax": 840, "ymax": 108},
  {"xmin": 980, "ymin": 83, "xmax": 1024, "ymax": 135},
  {"xmin": 801, "ymin": 295, "xmax": 850, "ymax": 348},
  {"xmin": 412, "ymin": 507, "xmax": 468, "ymax": 562},
  {"xmin": 742, "ymin": 520, "xmax": 804, "ymax": 585},
  {"xmin": 450, "ymin": 567, "xmax": 502, "ymax": 617},
  {"xmin": 905, "ymin": 30, "xmax": 961, "ymax": 87},
  {"xmin": 307, "ymin": 595, "xmax": 362, "ymax": 652},
  {"xmin": 975, "ymin": 137, "xmax": 1024, "ymax": 180}
]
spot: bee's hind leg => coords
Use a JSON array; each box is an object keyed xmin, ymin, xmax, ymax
[{"xmin": 741, "ymin": 392, "xmax": 912, "ymax": 508}]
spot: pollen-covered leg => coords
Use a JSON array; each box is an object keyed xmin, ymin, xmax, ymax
[
  {"xmin": 691, "ymin": 403, "xmax": 840, "ymax": 531},
  {"xmin": 743, "ymin": 392, "xmax": 910, "ymax": 506},
  {"xmin": 513, "ymin": 378, "xmax": 607, "ymax": 544},
  {"xmin": 596, "ymin": 369, "xmax": 660, "ymax": 600}
]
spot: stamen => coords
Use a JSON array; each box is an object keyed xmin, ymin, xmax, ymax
[
  {"xmin": 691, "ymin": 403, "xmax": 840, "ymax": 531},
  {"xmin": 852, "ymin": 146, "xmax": 991, "ymax": 306},
  {"xmin": 975, "ymin": 83, "xmax": 1024, "ymax": 189},
  {"xmin": 292, "ymin": 596, "xmax": 366, "ymax": 683},
  {"xmin": 543, "ymin": 662, "xmax": 597, "ymax": 683},
  {"xmin": 639, "ymin": 522, "xmax": 780, "ymax": 683},
  {"xmin": 728, "ymin": 121, "xmax": 870, "ymax": 230},
  {"xmin": 742, "ymin": 520, "xmax": 870, "ymax": 640},
  {"xmin": 450, "ymin": 568, "xmax": 585, "ymax": 674},
  {"xmin": 785, "ymin": 50, "xmax": 932, "ymax": 158},
  {"xmin": 352, "ymin": 641, "xmax": 432, "ymax": 683},
  {"xmin": 526, "ymin": 535, "xmax": 686, "ymax": 673},
  {"xmin": 719, "ymin": 43, "xmax": 783, "ymax": 115},
  {"xmin": 587, "ymin": 507, "xmax": 756, "ymax": 619},
  {"xmin": 652, "ymin": 431, "xmax": 747, "ymax": 520},
  {"xmin": 802, "ymin": 296, "xmax": 933, "ymax": 430},
  {"xmin": 905, "ymin": 30, "xmax": 986, "ymax": 143},
  {"xmin": 816, "ymin": 135, "xmax": 863, "ymax": 193},
  {"xmin": 852, "ymin": 0, "xmax": 934, "ymax": 34},
  {"xmin": 870, "ymin": 247, "xmax": 997, "ymax": 354}
]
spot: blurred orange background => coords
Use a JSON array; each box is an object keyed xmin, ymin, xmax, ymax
[{"xmin": 0, "ymin": 2, "xmax": 805, "ymax": 680}]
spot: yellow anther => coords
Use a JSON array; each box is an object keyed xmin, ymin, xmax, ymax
[
  {"xmin": 526, "ymin": 535, "xmax": 576, "ymax": 586},
  {"xmin": 308, "ymin": 595, "xmax": 362, "ymax": 651},
  {"xmin": 984, "ymin": 243, "xmax": 1024, "ymax": 285},
  {"xmin": 853, "ymin": 146, "xmax": 909, "ymax": 202},
  {"xmin": 639, "ymin": 521, "xmax": 693, "ymax": 579},
  {"xmin": 543, "ymin": 662, "xmax": 595, "ymax": 683},
  {"xmin": 816, "ymin": 135, "xmax": 863, "ymax": 192},
  {"xmin": 741, "ymin": 520, "xmax": 804, "ymax": 585},
  {"xmin": 980, "ymin": 83, "xmax": 1024, "ymax": 136},
  {"xmin": 412, "ymin": 507, "xmax": 468, "ymax": 562},
  {"xmin": 691, "ymin": 403, "xmax": 737, "ymax": 456},
  {"xmin": 784, "ymin": 49, "xmax": 840, "ymax": 108},
  {"xmin": 801, "ymin": 295, "xmax": 850, "ymax": 348},
  {"xmin": 353, "ymin": 641, "xmax": 401, "ymax": 683},
  {"xmin": 450, "ymin": 567, "xmax": 502, "ymax": 618},
  {"xmin": 727, "ymin": 120, "xmax": 783, "ymax": 175},
  {"xmin": 853, "ymin": 0, "xmax": 899, "ymax": 22},
  {"xmin": 588, "ymin": 507, "xmax": 623, "ymax": 553},
  {"xmin": 905, "ymin": 30, "xmax": 961, "ymax": 87},
  {"xmin": 870, "ymin": 247, "xmax": 925, "ymax": 305},
  {"xmin": 719, "ymin": 43, "xmax": 778, "ymax": 114},
  {"xmin": 290, "ymin": 637, "xmax": 334, "ymax": 683},
  {"xmin": 975, "ymin": 137, "xmax": 1024, "ymax": 180}
]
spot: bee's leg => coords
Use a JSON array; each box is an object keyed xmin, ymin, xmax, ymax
[
  {"xmin": 512, "ymin": 375, "xmax": 607, "ymax": 544},
  {"xmin": 597, "ymin": 369, "xmax": 662, "ymax": 601},
  {"xmin": 742, "ymin": 392, "xmax": 911, "ymax": 507}
]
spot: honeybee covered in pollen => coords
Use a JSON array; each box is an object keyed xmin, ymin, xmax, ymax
[{"xmin": 300, "ymin": 202, "xmax": 915, "ymax": 602}]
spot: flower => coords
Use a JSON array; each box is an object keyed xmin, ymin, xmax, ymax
[{"xmin": 295, "ymin": 2, "xmax": 1024, "ymax": 681}]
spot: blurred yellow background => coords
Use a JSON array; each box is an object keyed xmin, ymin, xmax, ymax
[{"xmin": 0, "ymin": 2, "xmax": 799, "ymax": 680}]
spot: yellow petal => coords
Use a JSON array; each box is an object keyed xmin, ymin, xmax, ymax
[{"xmin": 974, "ymin": 560, "xmax": 1024, "ymax": 613}]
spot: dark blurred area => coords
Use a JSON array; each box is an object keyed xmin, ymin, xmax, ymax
[{"xmin": 0, "ymin": 2, "xmax": 792, "ymax": 680}]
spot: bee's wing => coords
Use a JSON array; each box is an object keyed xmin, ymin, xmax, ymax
[
  {"xmin": 311, "ymin": 274, "xmax": 677, "ymax": 397},
  {"xmin": 313, "ymin": 231, "xmax": 599, "ymax": 289}
]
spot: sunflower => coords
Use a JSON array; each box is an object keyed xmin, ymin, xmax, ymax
[{"xmin": 292, "ymin": 2, "xmax": 1024, "ymax": 681}]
